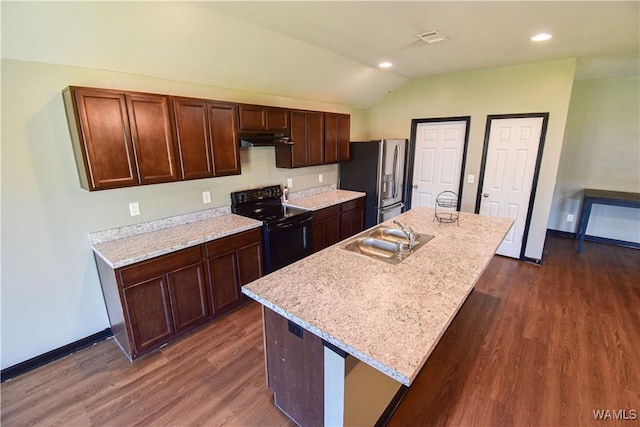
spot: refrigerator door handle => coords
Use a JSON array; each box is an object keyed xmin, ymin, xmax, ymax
[
  {"xmin": 392, "ymin": 145, "xmax": 399, "ymax": 199},
  {"xmin": 379, "ymin": 202, "xmax": 404, "ymax": 213}
]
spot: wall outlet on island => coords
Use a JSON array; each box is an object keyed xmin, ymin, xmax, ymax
[
  {"xmin": 202, "ymin": 191, "xmax": 211, "ymax": 204},
  {"xmin": 287, "ymin": 178, "xmax": 293, "ymax": 188},
  {"xmin": 567, "ymin": 214, "xmax": 575, "ymax": 222},
  {"xmin": 129, "ymin": 202, "xmax": 140, "ymax": 216}
]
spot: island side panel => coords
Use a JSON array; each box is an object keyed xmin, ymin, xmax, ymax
[{"xmin": 263, "ymin": 307, "xmax": 324, "ymax": 426}]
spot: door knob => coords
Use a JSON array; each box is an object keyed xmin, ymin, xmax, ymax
[
  {"xmin": 483, "ymin": 193, "xmax": 489, "ymax": 197},
  {"xmin": 413, "ymin": 185, "xmax": 418, "ymax": 188}
]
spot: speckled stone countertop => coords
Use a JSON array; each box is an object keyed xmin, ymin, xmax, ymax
[
  {"xmin": 91, "ymin": 213, "xmax": 262, "ymax": 269},
  {"xmin": 242, "ymin": 207, "xmax": 513, "ymax": 386},
  {"xmin": 286, "ymin": 187, "xmax": 366, "ymax": 211},
  {"xmin": 89, "ymin": 186, "xmax": 365, "ymax": 269}
]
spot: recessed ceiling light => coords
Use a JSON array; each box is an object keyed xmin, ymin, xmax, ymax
[
  {"xmin": 531, "ymin": 33, "xmax": 552, "ymax": 42},
  {"xmin": 378, "ymin": 62, "xmax": 393, "ymax": 68}
]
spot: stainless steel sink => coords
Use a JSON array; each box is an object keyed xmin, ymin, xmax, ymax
[
  {"xmin": 339, "ymin": 225, "xmax": 434, "ymax": 265},
  {"xmin": 343, "ymin": 237, "xmax": 400, "ymax": 260},
  {"xmin": 368, "ymin": 226, "xmax": 412, "ymax": 244}
]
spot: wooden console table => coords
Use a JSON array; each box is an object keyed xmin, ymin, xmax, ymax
[{"xmin": 576, "ymin": 189, "xmax": 640, "ymax": 253}]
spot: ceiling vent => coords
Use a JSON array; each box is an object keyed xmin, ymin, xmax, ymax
[{"xmin": 416, "ymin": 30, "xmax": 448, "ymax": 45}]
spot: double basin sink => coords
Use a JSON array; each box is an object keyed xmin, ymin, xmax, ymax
[{"xmin": 339, "ymin": 224, "xmax": 434, "ymax": 265}]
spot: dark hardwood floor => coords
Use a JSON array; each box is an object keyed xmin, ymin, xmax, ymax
[{"xmin": 2, "ymin": 236, "xmax": 638, "ymax": 426}]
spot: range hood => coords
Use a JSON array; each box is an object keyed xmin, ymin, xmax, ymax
[{"xmin": 238, "ymin": 132, "xmax": 292, "ymax": 147}]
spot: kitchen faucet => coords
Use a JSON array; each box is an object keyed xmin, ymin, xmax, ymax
[{"xmin": 393, "ymin": 220, "xmax": 417, "ymax": 249}]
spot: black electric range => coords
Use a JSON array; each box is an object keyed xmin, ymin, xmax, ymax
[{"xmin": 231, "ymin": 185, "xmax": 313, "ymax": 273}]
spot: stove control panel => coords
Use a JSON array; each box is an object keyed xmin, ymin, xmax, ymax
[{"xmin": 231, "ymin": 185, "xmax": 283, "ymax": 206}]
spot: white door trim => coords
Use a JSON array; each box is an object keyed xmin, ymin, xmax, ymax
[
  {"xmin": 406, "ymin": 116, "xmax": 471, "ymax": 210},
  {"xmin": 475, "ymin": 113, "xmax": 549, "ymax": 262}
]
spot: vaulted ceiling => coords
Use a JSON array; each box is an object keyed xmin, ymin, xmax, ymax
[{"xmin": 2, "ymin": 1, "xmax": 638, "ymax": 108}]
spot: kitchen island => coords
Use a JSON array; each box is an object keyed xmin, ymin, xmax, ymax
[{"xmin": 242, "ymin": 207, "xmax": 513, "ymax": 426}]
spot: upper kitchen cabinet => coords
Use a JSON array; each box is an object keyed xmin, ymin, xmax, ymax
[
  {"xmin": 63, "ymin": 87, "xmax": 178, "ymax": 191},
  {"xmin": 324, "ymin": 113, "xmax": 351, "ymax": 164},
  {"xmin": 209, "ymin": 102, "xmax": 241, "ymax": 176},
  {"xmin": 126, "ymin": 93, "xmax": 179, "ymax": 184},
  {"xmin": 238, "ymin": 104, "xmax": 290, "ymax": 133},
  {"xmin": 172, "ymin": 98, "xmax": 240, "ymax": 179},
  {"xmin": 63, "ymin": 87, "xmax": 139, "ymax": 190},
  {"xmin": 275, "ymin": 110, "xmax": 324, "ymax": 168}
]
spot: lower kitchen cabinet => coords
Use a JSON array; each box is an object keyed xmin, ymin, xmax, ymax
[
  {"xmin": 312, "ymin": 205, "xmax": 341, "ymax": 253},
  {"xmin": 206, "ymin": 228, "xmax": 263, "ymax": 315},
  {"xmin": 94, "ymin": 229, "xmax": 262, "ymax": 360},
  {"xmin": 116, "ymin": 246, "xmax": 208, "ymax": 358},
  {"xmin": 312, "ymin": 197, "xmax": 365, "ymax": 252},
  {"xmin": 340, "ymin": 197, "xmax": 365, "ymax": 240}
]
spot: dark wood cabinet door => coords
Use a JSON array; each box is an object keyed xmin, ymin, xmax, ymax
[
  {"xmin": 337, "ymin": 114, "xmax": 351, "ymax": 162},
  {"xmin": 312, "ymin": 205, "xmax": 341, "ymax": 253},
  {"xmin": 340, "ymin": 198, "xmax": 365, "ymax": 240},
  {"xmin": 266, "ymin": 108, "xmax": 290, "ymax": 132},
  {"xmin": 172, "ymin": 97, "xmax": 214, "ymax": 180},
  {"xmin": 307, "ymin": 112, "xmax": 325, "ymax": 166},
  {"xmin": 167, "ymin": 262, "xmax": 210, "ymax": 333},
  {"xmin": 238, "ymin": 104, "xmax": 267, "ymax": 131},
  {"xmin": 239, "ymin": 105, "xmax": 290, "ymax": 132},
  {"xmin": 209, "ymin": 102, "xmax": 241, "ymax": 176},
  {"xmin": 126, "ymin": 94, "xmax": 179, "ymax": 184},
  {"xmin": 290, "ymin": 111, "xmax": 308, "ymax": 167},
  {"xmin": 237, "ymin": 242, "xmax": 263, "ymax": 285},
  {"xmin": 122, "ymin": 276, "xmax": 174, "ymax": 356},
  {"xmin": 208, "ymin": 251, "xmax": 241, "ymax": 315},
  {"xmin": 67, "ymin": 87, "xmax": 139, "ymax": 190},
  {"xmin": 324, "ymin": 114, "xmax": 338, "ymax": 164}
]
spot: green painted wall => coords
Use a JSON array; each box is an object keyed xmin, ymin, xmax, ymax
[
  {"xmin": 367, "ymin": 59, "xmax": 577, "ymax": 260},
  {"xmin": 548, "ymin": 76, "xmax": 640, "ymax": 242},
  {"xmin": 0, "ymin": 59, "xmax": 366, "ymax": 369}
]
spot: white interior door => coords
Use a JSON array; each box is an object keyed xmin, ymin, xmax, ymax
[
  {"xmin": 479, "ymin": 116, "xmax": 544, "ymax": 258},
  {"xmin": 411, "ymin": 121, "xmax": 467, "ymax": 208}
]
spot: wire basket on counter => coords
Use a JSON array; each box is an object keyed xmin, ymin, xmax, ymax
[{"xmin": 434, "ymin": 191, "xmax": 460, "ymax": 226}]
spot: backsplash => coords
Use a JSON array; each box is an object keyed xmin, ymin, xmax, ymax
[
  {"xmin": 89, "ymin": 206, "xmax": 231, "ymax": 244},
  {"xmin": 289, "ymin": 184, "xmax": 337, "ymax": 200}
]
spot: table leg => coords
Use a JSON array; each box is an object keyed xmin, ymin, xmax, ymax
[{"xmin": 577, "ymin": 200, "xmax": 593, "ymax": 253}]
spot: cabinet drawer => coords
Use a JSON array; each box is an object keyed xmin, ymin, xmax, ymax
[
  {"xmin": 341, "ymin": 197, "xmax": 364, "ymax": 212},
  {"xmin": 206, "ymin": 228, "xmax": 262, "ymax": 257},
  {"xmin": 312, "ymin": 205, "xmax": 340, "ymax": 222},
  {"xmin": 119, "ymin": 246, "xmax": 203, "ymax": 287}
]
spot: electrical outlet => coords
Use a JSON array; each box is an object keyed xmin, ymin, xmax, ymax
[
  {"xmin": 287, "ymin": 178, "xmax": 293, "ymax": 188},
  {"xmin": 202, "ymin": 191, "xmax": 211, "ymax": 204},
  {"xmin": 468, "ymin": 174, "xmax": 475, "ymax": 184},
  {"xmin": 129, "ymin": 202, "xmax": 140, "ymax": 216},
  {"xmin": 567, "ymin": 214, "xmax": 575, "ymax": 222},
  {"xmin": 319, "ymin": 174, "xmax": 323, "ymax": 183}
]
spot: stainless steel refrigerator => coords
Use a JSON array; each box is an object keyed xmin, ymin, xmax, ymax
[{"xmin": 339, "ymin": 139, "xmax": 408, "ymax": 229}]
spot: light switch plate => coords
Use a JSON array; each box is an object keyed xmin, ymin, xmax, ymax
[
  {"xmin": 467, "ymin": 174, "xmax": 475, "ymax": 184},
  {"xmin": 319, "ymin": 174, "xmax": 323, "ymax": 183},
  {"xmin": 202, "ymin": 191, "xmax": 211, "ymax": 204},
  {"xmin": 567, "ymin": 214, "xmax": 575, "ymax": 222},
  {"xmin": 129, "ymin": 202, "xmax": 140, "ymax": 216},
  {"xmin": 287, "ymin": 178, "xmax": 293, "ymax": 188}
]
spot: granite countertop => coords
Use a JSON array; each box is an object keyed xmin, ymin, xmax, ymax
[
  {"xmin": 89, "ymin": 187, "xmax": 365, "ymax": 269},
  {"xmin": 91, "ymin": 214, "xmax": 262, "ymax": 269},
  {"xmin": 242, "ymin": 207, "xmax": 513, "ymax": 386},
  {"xmin": 286, "ymin": 189, "xmax": 366, "ymax": 211}
]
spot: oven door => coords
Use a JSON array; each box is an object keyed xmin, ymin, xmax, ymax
[{"xmin": 264, "ymin": 214, "xmax": 313, "ymax": 273}]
